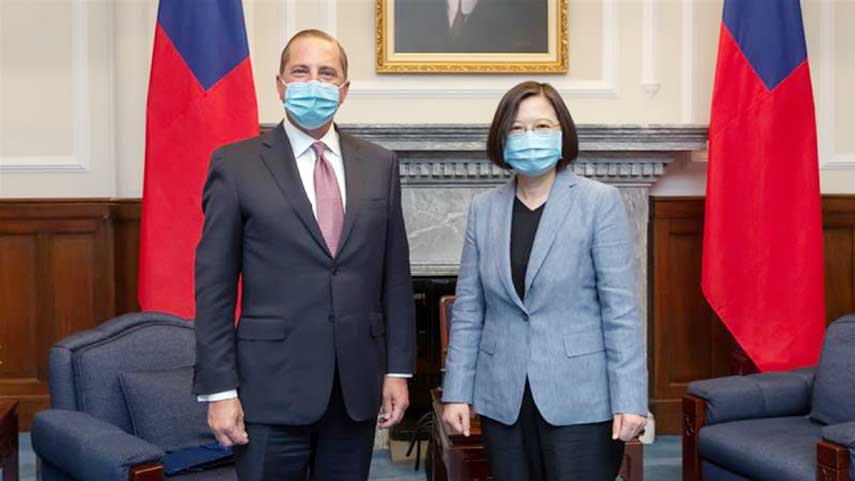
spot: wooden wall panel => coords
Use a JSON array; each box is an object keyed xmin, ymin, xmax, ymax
[
  {"xmin": 650, "ymin": 195, "xmax": 855, "ymax": 434},
  {"xmin": 648, "ymin": 199, "xmax": 737, "ymax": 434},
  {"xmin": 0, "ymin": 202, "xmax": 115, "ymax": 430},
  {"xmin": 823, "ymin": 197, "xmax": 855, "ymax": 322},
  {"xmin": 114, "ymin": 201, "xmax": 142, "ymax": 314}
]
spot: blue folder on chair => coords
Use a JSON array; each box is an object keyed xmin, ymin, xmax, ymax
[{"xmin": 162, "ymin": 442, "xmax": 234, "ymax": 476}]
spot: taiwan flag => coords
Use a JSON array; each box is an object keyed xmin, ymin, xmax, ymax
[
  {"xmin": 139, "ymin": 0, "xmax": 258, "ymax": 318},
  {"xmin": 702, "ymin": 0, "xmax": 825, "ymax": 372}
]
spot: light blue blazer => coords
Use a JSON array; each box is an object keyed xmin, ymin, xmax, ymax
[{"xmin": 441, "ymin": 167, "xmax": 647, "ymax": 426}]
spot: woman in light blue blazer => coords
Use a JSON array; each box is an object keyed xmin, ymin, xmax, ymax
[{"xmin": 441, "ymin": 81, "xmax": 647, "ymax": 481}]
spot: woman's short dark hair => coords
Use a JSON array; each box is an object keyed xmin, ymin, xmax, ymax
[{"xmin": 486, "ymin": 81, "xmax": 579, "ymax": 170}]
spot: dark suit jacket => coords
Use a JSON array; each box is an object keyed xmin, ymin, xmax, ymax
[
  {"xmin": 192, "ymin": 123, "xmax": 416, "ymax": 425},
  {"xmin": 395, "ymin": 0, "xmax": 547, "ymax": 53}
]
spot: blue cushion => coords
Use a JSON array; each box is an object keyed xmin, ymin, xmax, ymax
[
  {"xmin": 811, "ymin": 314, "xmax": 855, "ymax": 425},
  {"xmin": 120, "ymin": 365, "xmax": 215, "ymax": 452},
  {"xmin": 38, "ymin": 460, "xmax": 77, "ymax": 481},
  {"xmin": 55, "ymin": 312, "xmax": 195, "ymax": 432},
  {"xmin": 699, "ymin": 416, "xmax": 821, "ymax": 481},
  {"xmin": 688, "ymin": 369, "xmax": 813, "ymax": 425}
]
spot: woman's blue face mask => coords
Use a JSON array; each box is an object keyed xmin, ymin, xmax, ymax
[
  {"xmin": 281, "ymin": 80, "xmax": 342, "ymax": 129},
  {"xmin": 503, "ymin": 130, "xmax": 563, "ymax": 177}
]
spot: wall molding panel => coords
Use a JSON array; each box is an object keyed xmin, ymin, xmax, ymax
[
  {"xmin": 818, "ymin": 0, "xmax": 855, "ymax": 170},
  {"xmin": 680, "ymin": 0, "xmax": 695, "ymax": 123},
  {"xmin": 0, "ymin": 0, "xmax": 90, "ymax": 173},
  {"xmin": 641, "ymin": 0, "xmax": 660, "ymax": 97}
]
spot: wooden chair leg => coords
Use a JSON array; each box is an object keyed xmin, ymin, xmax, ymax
[
  {"xmin": 683, "ymin": 395, "xmax": 707, "ymax": 481},
  {"xmin": 817, "ymin": 440, "xmax": 851, "ymax": 481},
  {"xmin": 0, "ymin": 402, "xmax": 18, "ymax": 481},
  {"xmin": 619, "ymin": 439, "xmax": 643, "ymax": 481}
]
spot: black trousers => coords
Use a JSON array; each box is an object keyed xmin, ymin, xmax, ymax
[
  {"xmin": 480, "ymin": 381, "xmax": 625, "ymax": 481},
  {"xmin": 233, "ymin": 370, "xmax": 377, "ymax": 481}
]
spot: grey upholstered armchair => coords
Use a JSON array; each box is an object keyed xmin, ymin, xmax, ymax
[
  {"xmin": 682, "ymin": 314, "xmax": 855, "ymax": 481},
  {"xmin": 31, "ymin": 312, "xmax": 236, "ymax": 481}
]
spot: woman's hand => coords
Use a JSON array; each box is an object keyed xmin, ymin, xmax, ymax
[
  {"xmin": 612, "ymin": 413, "xmax": 646, "ymax": 442},
  {"xmin": 442, "ymin": 403, "xmax": 472, "ymax": 437}
]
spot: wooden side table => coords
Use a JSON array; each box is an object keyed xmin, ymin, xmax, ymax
[
  {"xmin": 0, "ymin": 400, "xmax": 19, "ymax": 481},
  {"xmin": 431, "ymin": 389, "xmax": 491, "ymax": 481}
]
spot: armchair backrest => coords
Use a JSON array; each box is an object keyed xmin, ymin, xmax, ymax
[
  {"xmin": 811, "ymin": 314, "xmax": 855, "ymax": 425},
  {"xmin": 48, "ymin": 311, "xmax": 195, "ymax": 433}
]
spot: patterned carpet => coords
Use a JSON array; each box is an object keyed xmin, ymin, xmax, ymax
[{"xmin": 14, "ymin": 433, "xmax": 681, "ymax": 481}]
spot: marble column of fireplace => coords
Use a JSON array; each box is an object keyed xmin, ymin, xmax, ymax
[{"xmin": 336, "ymin": 124, "xmax": 709, "ymax": 448}]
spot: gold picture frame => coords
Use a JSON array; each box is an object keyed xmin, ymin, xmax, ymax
[{"xmin": 376, "ymin": 0, "xmax": 568, "ymax": 74}]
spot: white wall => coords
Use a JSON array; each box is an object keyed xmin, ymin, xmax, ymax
[{"xmin": 0, "ymin": 0, "xmax": 853, "ymax": 198}]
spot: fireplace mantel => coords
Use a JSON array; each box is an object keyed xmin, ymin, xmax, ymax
[
  {"xmin": 265, "ymin": 124, "xmax": 710, "ymax": 188},
  {"xmin": 342, "ymin": 124, "xmax": 708, "ymax": 187}
]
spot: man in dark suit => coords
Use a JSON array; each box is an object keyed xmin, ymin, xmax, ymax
[
  {"xmin": 395, "ymin": 0, "xmax": 548, "ymax": 53},
  {"xmin": 193, "ymin": 29, "xmax": 416, "ymax": 481}
]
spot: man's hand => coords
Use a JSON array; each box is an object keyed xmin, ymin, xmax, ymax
[
  {"xmin": 378, "ymin": 377, "xmax": 409, "ymax": 429},
  {"xmin": 612, "ymin": 413, "xmax": 647, "ymax": 442},
  {"xmin": 442, "ymin": 403, "xmax": 471, "ymax": 437},
  {"xmin": 208, "ymin": 398, "xmax": 249, "ymax": 447}
]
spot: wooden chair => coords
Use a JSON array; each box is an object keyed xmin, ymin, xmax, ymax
[{"xmin": 434, "ymin": 295, "xmax": 643, "ymax": 481}]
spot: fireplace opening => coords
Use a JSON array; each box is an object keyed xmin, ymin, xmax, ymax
[{"xmin": 389, "ymin": 276, "xmax": 457, "ymax": 443}]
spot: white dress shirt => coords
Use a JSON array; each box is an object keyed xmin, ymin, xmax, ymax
[
  {"xmin": 198, "ymin": 118, "xmax": 409, "ymax": 403},
  {"xmin": 446, "ymin": 0, "xmax": 479, "ymax": 27}
]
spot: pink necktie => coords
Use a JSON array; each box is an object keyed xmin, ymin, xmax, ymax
[{"xmin": 312, "ymin": 141, "xmax": 344, "ymax": 256}]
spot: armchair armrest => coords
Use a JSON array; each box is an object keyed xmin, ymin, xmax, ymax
[
  {"xmin": 31, "ymin": 409, "xmax": 165, "ymax": 481},
  {"xmin": 687, "ymin": 368, "xmax": 815, "ymax": 425},
  {"xmin": 821, "ymin": 422, "xmax": 855, "ymax": 481}
]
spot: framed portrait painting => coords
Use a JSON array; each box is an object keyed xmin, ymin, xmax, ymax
[{"xmin": 376, "ymin": 0, "xmax": 568, "ymax": 73}]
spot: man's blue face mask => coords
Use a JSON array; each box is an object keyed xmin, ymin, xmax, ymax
[
  {"xmin": 281, "ymin": 79, "xmax": 342, "ymax": 130},
  {"xmin": 503, "ymin": 130, "xmax": 563, "ymax": 177}
]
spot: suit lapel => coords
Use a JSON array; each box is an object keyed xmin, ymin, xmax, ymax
[
  {"xmin": 495, "ymin": 179, "xmax": 527, "ymax": 313},
  {"xmin": 524, "ymin": 168, "xmax": 579, "ymax": 296},
  {"xmin": 259, "ymin": 122, "xmax": 332, "ymax": 258},
  {"xmin": 335, "ymin": 132, "xmax": 367, "ymax": 257}
]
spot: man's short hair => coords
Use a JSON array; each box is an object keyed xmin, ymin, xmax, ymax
[{"xmin": 279, "ymin": 29, "xmax": 349, "ymax": 79}]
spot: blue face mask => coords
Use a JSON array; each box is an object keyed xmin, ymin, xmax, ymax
[
  {"xmin": 503, "ymin": 130, "xmax": 563, "ymax": 177},
  {"xmin": 282, "ymin": 80, "xmax": 341, "ymax": 129}
]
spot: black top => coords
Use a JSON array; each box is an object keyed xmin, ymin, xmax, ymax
[{"xmin": 510, "ymin": 197, "xmax": 546, "ymax": 300}]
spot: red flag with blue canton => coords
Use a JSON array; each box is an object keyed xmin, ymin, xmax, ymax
[
  {"xmin": 139, "ymin": 0, "xmax": 258, "ymax": 318},
  {"xmin": 702, "ymin": 0, "xmax": 825, "ymax": 372}
]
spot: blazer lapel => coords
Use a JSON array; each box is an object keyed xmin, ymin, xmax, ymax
[
  {"xmin": 524, "ymin": 168, "xmax": 579, "ymax": 296},
  {"xmin": 495, "ymin": 179, "xmax": 527, "ymax": 313},
  {"xmin": 335, "ymin": 132, "xmax": 366, "ymax": 257},
  {"xmin": 259, "ymin": 122, "xmax": 332, "ymax": 258}
]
